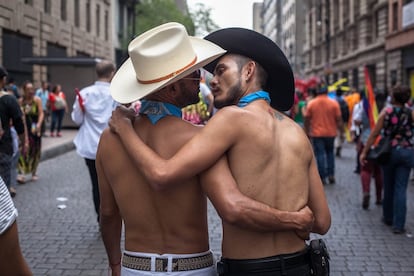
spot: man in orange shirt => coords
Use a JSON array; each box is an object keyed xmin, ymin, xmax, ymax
[{"xmin": 305, "ymin": 84, "xmax": 343, "ymax": 185}]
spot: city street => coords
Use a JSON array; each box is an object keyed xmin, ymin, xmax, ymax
[{"xmin": 12, "ymin": 141, "xmax": 414, "ymax": 275}]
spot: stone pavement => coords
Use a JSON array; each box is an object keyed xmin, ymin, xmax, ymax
[{"xmin": 11, "ymin": 133, "xmax": 414, "ymax": 275}]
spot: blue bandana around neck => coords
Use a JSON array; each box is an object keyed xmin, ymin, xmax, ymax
[
  {"xmin": 237, "ymin": 91, "xmax": 271, "ymax": 107},
  {"xmin": 139, "ymin": 100, "xmax": 182, "ymax": 124}
]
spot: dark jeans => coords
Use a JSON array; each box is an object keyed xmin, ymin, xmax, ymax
[
  {"xmin": 217, "ymin": 249, "xmax": 311, "ymax": 276},
  {"xmin": 85, "ymin": 158, "xmax": 100, "ymax": 222},
  {"xmin": 50, "ymin": 109, "xmax": 65, "ymax": 134},
  {"xmin": 381, "ymin": 147, "xmax": 414, "ymax": 231},
  {"xmin": 312, "ymin": 137, "xmax": 335, "ymax": 180}
]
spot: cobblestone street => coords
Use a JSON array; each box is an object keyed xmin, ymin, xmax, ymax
[{"xmin": 11, "ymin": 137, "xmax": 414, "ymax": 275}]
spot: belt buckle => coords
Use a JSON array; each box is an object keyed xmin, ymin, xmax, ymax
[{"xmin": 155, "ymin": 258, "xmax": 169, "ymax": 272}]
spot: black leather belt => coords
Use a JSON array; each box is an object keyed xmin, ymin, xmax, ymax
[
  {"xmin": 122, "ymin": 251, "xmax": 214, "ymax": 272},
  {"xmin": 217, "ymin": 248, "xmax": 310, "ymax": 274}
]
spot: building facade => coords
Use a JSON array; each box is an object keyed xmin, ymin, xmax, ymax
[
  {"xmin": 1, "ymin": 0, "xmax": 114, "ymax": 86},
  {"xmin": 386, "ymin": 0, "xmax": 414, "ymax": 94},
  {"xmin": 302, "ymin": 0, "xmax": 389, "ymax": 92},
  {"xmin": 260, "ymin": 0, "xmax": 306, "ymax": 77}
]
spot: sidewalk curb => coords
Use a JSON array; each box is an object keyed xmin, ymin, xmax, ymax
[{"xmin": 40, "ymin": 141, "xmax": 75, "ymax": 162}]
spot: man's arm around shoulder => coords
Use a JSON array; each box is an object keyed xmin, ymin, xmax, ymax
[
  {"xmin": 109, "ymin": 105, "xmax": 241, "ymax": 190},
  {"xmin": 201, "ymin": 155, "xmax": 314, "ymax": 234}
]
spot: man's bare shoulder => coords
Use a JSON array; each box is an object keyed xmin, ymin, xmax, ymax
[
  {"xmin": 98, "ymin": 128, "xmax": 122, "ymax": 154},
  {"xmin": 207, "ymin": 105, "xmax": 250, "ymax": 127}
]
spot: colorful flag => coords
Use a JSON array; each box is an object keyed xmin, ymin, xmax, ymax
[{"xmin": 363, "ymin": 66, "xmax": 378, "ymax": 129}]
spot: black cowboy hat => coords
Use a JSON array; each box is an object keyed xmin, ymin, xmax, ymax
[{"xmin": 204, "ymin": 28, "xmax": 294, "ymax": 111}]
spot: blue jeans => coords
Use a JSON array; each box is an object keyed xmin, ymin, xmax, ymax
[
  {"xmin": 312, "ymin": 137, "xmax": 335, "ymax": 180},
  {"xmin": 381, "ymin": 147, "xmax": 414, "ymax": 231},
  {"xmin": 51, "ymin": 109, "xmax": 65, "ymax": 133}
]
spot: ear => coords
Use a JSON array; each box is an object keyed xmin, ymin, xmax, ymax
[
  {"xmin": 244, "ymin": 61, "xmax": 256, "ymax": 82},
  {"xmin": 169, "ymin": 82, "xmax": 180, "ymax": 97}
]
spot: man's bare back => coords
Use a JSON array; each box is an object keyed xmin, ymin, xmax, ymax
[
  {"xmin": 98, "ymin": 116, "xmax": 209, "ymax": 254},
  {"xmin": 212, "ymin": 101, "xmax": 319, "ymax": 258}
]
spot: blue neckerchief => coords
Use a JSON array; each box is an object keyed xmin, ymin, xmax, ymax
[
  {"xmin": 237, "ymin": 91, "xmax": 271, "ymax": 107},
  {"xmin": 139, "ymin": 100, "xmax": 182, "ymax": 124}
]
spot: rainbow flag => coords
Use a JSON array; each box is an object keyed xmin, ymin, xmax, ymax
[{"xmin": 363, "ymin": 66, "xmax": 379, "ymax": 129}]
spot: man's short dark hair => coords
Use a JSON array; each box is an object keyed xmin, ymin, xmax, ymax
[
  {"xmin": 392, "ymin": 85, "xmax": 411, "ymax": 104},
  {"xmin": 96, "ymin": 60, "xmax": 115, "ymax": 79}
]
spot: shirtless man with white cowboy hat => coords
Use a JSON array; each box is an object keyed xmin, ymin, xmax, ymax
[{"xmin": 98, "ymin": 23, "xmax": 315, "ymax": 276}]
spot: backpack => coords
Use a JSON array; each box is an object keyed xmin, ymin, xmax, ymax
[{"xmin": 337, "ymin": 97, "xmax": 349, "ymax": 123}]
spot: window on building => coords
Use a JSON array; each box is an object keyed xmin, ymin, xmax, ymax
[
  {"xmin": 374, "ymin": 10, "xmax": 379, "ymax": 40},
  {"xmin": 352, "ymin": 68, "xmax": 359, "ymax": 90},
  {"xmin": 105, "ymin": 10, "xmax": 109, "ymax": 41},
  {"xmin": 74, "ymin": 0, "xmax": 80, "ymax": 27},
  {"xmin": 342, "ymin": 32, "xmax": 348, "ymax": 55},
  {"xmin": 366, "ymin": 64, "xmax": 377, "ymax": 87},
  {"xmin": 333, "ymin": 0, "xmax": 339, "ymax": 31},
  {"xmin": 392, "ymin": 2, "xmax": 398, "ymax": 32},
  {"xmin": 354, "ymin": 1, "xmax": 360, "ymax": 19},
  {"xmin": 24, "ymin": 0, "xmax": 33, "ymax": 5},
  {"xmin": 342, "ymin": 71, "xmax": 349, "ymax": 86},
  {"xmin": 96, "ymin": 4, "xmax": 101, "ymax": 37},
  {"xmin": 391, "ymin": 70, "xmax": 397, "ymax": 86},
  {"xmin": 61, "ymin": 0, "xmax": 67, "ymax": 21},
  {"xmin": 366, "ymin": 12, "xmax": 375, "ymax": 45},
  {"xmin": 332, "ymin": 37, "xmax": 337, "ymax": 59},
  {"xmin": 352, "ymin": 27, "xmax": 359, "ymax": 50},
  {"xmin": 343, "ymin": 0, "xmax": 350, "ymax": 25},
  {"xmin": 44, "ymin": 0, "xmax": 51, "ymax": 14},
  {"xmin": 86, "ymin": 0, "xmax": 91, "ymax": 32}
]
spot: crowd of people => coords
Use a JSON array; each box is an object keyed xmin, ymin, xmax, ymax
[
  {"xmin": 0, "ymin": 68, "xmax": 69, "ymax": 193},
  {"xmin": 290, "ymin": 79, "xmax": 413, "ymax": 236}
]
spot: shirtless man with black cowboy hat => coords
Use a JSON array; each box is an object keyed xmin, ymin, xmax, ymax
[{"xmin": 109, "ymin": 27, "xmax": 331, "ymax": 275}]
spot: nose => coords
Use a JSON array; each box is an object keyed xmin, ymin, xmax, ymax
[{"xmin": 209, "ymin": 75, "xmax": 218, "ymax": 88}]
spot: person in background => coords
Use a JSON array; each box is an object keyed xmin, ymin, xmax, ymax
[
  {"xmin": 334, "ymin": 87, "xmax": 350, "ymax": 157},
  {"xmin": 35, "ymin": 81, "xmax": 49, "ymax": 137},
  {"xmin": 6, "ymin": 77, "xmax": 20, "ymax": 99},
  {"xmin": 360, "ymin": 85, "xmax": 414, "ymax": 234},
  {"xmin": 353, "ymin": 92, "xmax": 383, "ymax": 209},
  {"xmin": 17, "ymin": 81, "xmax": 44, "ymax": 183},
  {"xmin": 305, "ymin": 84, "xmax": 343, "ymax": 185},
  {"xmin": 200, "ymin": 74, "xmax": 216, "ymax": 118},
  {"xmin": 0, "ymin": 177, "xmax": 32, "ymax": 275},
  {"xmin": 293, "ymin": 90, "xmax": 306, "ymax": 128},
  {"xmin": 71, "ymin": 60, "xmax": 116, "ymax": 223},
  {"xmin": 0, "ymin": 66, "xmax": 27, "ymax": 197},
  {"xmin": 350, "ymin": 91, "xmax": 363, "ymax": 174},
  {"xmin": 3, "ymin": 85, "xmax": 22, "ymax": 197},
  {"xmin": 48, "ymin": 84, "xmax": 67, "ymax": 137},
  {"xmin": 109, "ymin": 26, "xmax": 330, "ymax": 275}
]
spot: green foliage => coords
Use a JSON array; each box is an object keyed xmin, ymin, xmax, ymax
[
  {"xmin": 189, "ymin": 3, "xmax": 220, "ymax": 37},
  {"xmin": 136, "ymin": 0, "xmax": 195, "ymax": 35}
]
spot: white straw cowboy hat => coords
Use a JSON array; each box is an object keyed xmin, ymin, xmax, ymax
[{"xmin": 110, "ymin": 22, "xmax": 226, "ymax": 104}]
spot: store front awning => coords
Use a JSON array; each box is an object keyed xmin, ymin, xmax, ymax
[{"xmin": 21, "ymin": 57, "xmax": 101, "ymax": 66}]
